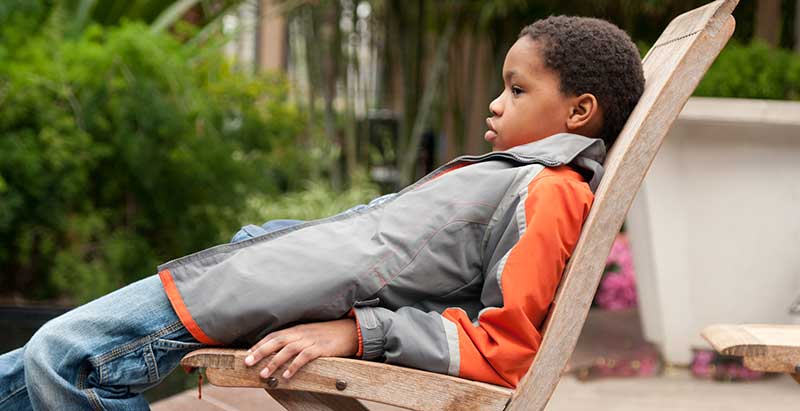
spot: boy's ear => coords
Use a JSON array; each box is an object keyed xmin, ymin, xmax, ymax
[{"xmin": 566, "ymin": 93, "xmax": 602, "ymax": 137}]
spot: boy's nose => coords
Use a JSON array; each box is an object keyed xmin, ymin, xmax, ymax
[{"xmin": 489, "ymin": 95, "xmax": 503, "ymax": 117}]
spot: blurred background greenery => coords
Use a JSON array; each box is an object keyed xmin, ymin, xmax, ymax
[{"xmin": 0, "ymin": 0, "xmax": 798, "ymax": 305}]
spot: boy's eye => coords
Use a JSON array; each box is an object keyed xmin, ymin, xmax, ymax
[{"xmin": 511, "ymin": 86, "xmax": 523, "ymax": 96}]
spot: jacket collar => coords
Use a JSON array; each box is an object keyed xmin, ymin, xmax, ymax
[
  {"xmin": 455, "ymin": 133, "xmax": 606, "ymax": 192},
  {"xmin": 508, "ymin": 133, "xmax": 606, "ymax": 191}
]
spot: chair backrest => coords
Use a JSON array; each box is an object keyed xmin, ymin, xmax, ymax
[{"xmin": 506, "ymin": 1, "xmax": 738, "ymax": 410}]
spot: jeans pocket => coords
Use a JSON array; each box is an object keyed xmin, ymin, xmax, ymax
[
  {"xmin": 149, "ymin": 338, "xmax": 203, "ymax": 385},
  {"xmin": 96, "ymin": 344, "xmax": 157, "ymax": 389},
  {"xmin": 96, "ymin": 338, "xmax": 203, "ymax": 394}
]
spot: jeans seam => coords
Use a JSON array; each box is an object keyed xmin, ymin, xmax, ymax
[
  {"xmin": 84, "ymin": 388, "xmax": 105, "ymax": 410},
  {"xmin": 89, "ymin": 320, "xmax": 185, "ymax": 370},
  {"xmin": 0, "ymin": 384, "xmax": 26, "ymax": 405},
  {"xmin": 76, "ymin": 363, "xmax": 91, "ymax": 390},
  {"xmin": 144, "ymin": 343, "xmax": 159, "ymax": 382}
]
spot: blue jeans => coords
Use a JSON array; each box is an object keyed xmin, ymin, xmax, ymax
[
  {"xmin": 0, "ymin": 275, "xmax": 202, "ymax": 410},
  {"xmin": 0, "ymin": 219, "xmax": 304, "ymax": 410}
]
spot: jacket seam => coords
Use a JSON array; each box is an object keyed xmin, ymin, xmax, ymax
[
  {"xmin": 367, "ymin": 218, "xmax": 489, "ymax": 288},
  {"xmin": 433, "ymin": 267, "xmax": 487, "ymax": 301}
]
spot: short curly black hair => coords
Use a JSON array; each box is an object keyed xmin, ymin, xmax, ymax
[{"xmin": 519, "ymin": 16, "xmax": 645, "ymax": 149}]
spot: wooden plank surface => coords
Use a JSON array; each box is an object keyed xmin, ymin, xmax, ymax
[
  {"xmin": 181, "ymin": 348, "xmax": 512, "ymax": 411},
  {"xmin": 267, "ymin": 390, "xmax": 370, "ymax": 411},
  {"xmin": 702, "ymin": 324, "xmax": 800, "ymax": 374},
  {"xmin": 702, "ymin": 324, "xmax": 800, "ymax": 355},
  {"xmin": 505, "ymin": 1, "xmax": 739, "ymax": 410}
]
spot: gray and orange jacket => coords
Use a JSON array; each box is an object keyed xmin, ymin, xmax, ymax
[{"xmin": 158, "ymin": 133, "xmax": 605, "ymax": 388}]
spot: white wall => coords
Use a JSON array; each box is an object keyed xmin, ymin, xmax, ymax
[{"xmin": 627, "ymin": 97, "xmax": 800, "ymax": 365}]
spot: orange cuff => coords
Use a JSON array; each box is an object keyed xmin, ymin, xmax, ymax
[
  {"xmin": 159, "ymin": 269, "xmax": 221, "ymax": 345},
  {"xmin": 346, "ymin": 308, "xmax": 364, "ymax": 358}
]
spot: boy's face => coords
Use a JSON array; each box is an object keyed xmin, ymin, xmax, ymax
[{"xmin": 486, "ymin": 37, "xmax": 573, "ymax": 151}]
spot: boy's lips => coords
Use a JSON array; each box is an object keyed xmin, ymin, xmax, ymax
[{"xmin": 485, "ymin": 117, "xmax": 498, "ymax": 143}]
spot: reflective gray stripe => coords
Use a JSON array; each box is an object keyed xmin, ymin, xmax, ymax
[
  {"xmin": 494, "ymin": 252, "xmax": 510, "ymax": 299},
  {"xmin": 360, "ymin": 306, "xmax": 380, "ymax": 329},
  {"xmin": 442, "ymin": 317, "xmax": 461, "ymax": 376},
  {"xmin": 475, "ymin": 249, "xmax": 510, "ymax": 325},
  {"xmin": 515, "ymin": 188, "xmax": 529, "ymax": 237}
]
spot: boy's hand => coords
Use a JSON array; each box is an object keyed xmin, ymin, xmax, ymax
[{"xmin": 244, "ymin": 318, "xmax": 358, "ymax": 380}]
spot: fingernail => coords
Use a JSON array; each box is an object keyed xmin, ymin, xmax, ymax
[
  {"xmin": 260, "ymin": 367, "xmax": 270, "ymax": 378},
  {"xmin": 282, "ymin": 370, "xmax": 291, "ymax": 379},
  {"xmin": 245, "ymin": 355, "xmax": 254, "ymax": 365}
]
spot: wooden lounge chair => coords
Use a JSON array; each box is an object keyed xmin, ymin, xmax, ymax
[
  {"xmin": 180, "ymin": 1, "xmax": 739, "ymax": 409},
  {"xmin": 701, "ymin": 324, "xmax": 800, "ymax": 384}
]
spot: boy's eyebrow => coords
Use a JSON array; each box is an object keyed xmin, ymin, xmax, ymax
[{"xmin": 503, "ymin": 70, "xmax": 518, "ymax": 83}]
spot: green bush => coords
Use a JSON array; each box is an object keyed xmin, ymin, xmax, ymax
[
  {"xmin": 695, "ymin": 41, "xmax": 800, "ymax": 100},
  {"xmin": 0, "ymin": 22, "xmax": 309, "ymax": 302},
  {"xmin": 245, "ymin": 173, "xmax": 381, "ymax": 223}
]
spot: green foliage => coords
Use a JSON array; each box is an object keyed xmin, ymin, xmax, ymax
[
  {"xmin": 0, "ymin": 21, "xmax": 308, "ymax": 302},
  {"xmin": 695, "ymin": 41, "xmax": 800, "ymax": 100},
  {"xmin": 0, "ymin": 0, "xmax": 53, "ymax": 48},
  {"xmin": 244, "ymin": 173, "xmax": 380, "ymax": 222}
]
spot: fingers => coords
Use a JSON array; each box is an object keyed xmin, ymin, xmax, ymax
[
  {"xmin": 282, "ymin": 345, "xmax": 321, "ymax": 379},
  {"xmin": 245, "ymin": 333, "xmax": 289, "ymax": 366},
  {"xmin": 242, "ymin": 320, "xmax": 349, "ymax": 381},
  {"xmin": 262, "ymin": 340, "xmax": 312, "ymax": 378}
]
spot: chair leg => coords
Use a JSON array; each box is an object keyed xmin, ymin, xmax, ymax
[{"xmin": 267, "ymin": 389, "xmax": 371, "ymax": 411}]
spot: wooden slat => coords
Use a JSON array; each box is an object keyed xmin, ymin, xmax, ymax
[
  {"xmin": 701, "ymin": 324, "xmax": 800, "ymax": 373},
  {"xmin": 505, "ymin": 1, "xmax": 738, "ymax": 410},
  {"xmin": 702, "ymin": 324, "xmax": 800, "ymax": 356},
  {"xmin": 181, "ymin": 348, "xmax": 512, "ymax": 411},
  {"xmin": 267, "ymin": 390, "xmax": 370, "ymax": 411}
]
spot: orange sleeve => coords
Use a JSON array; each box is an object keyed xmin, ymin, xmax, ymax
[{"xmin": 441, "ymin": 167, "xmax": 593, "ymax": 387}]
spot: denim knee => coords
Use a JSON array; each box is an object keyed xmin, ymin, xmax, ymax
[{"xmin": 23, "ymin": 317, "xmax": 75, "ymax": 380}]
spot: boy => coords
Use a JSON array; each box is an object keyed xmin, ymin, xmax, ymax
[{"xmin": 0, "ymin": 15, "xmax": 644, "ymax": 410}]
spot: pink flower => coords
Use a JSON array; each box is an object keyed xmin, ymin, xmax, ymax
[{"xmin": 596, "ymin": 234, "xmax": 638, "ymax": 310}]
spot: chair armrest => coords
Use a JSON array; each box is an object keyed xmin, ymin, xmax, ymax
[{"xmin": 181, "ymin": 348, "xmax": 512, "ymax": 411}]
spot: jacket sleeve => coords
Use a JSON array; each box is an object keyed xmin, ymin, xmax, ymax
[{"xmin": 350, "ymin": 170, "xmax": 593, "ymax": 388}]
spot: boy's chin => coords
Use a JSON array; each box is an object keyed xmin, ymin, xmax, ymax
[
  {"xmin": 484, "ymin": 130, "xmax": 498, "ymax": 145},
  {"xmin": 485, "ymin": 132, "xmax": 506, "ymax": 152}
]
